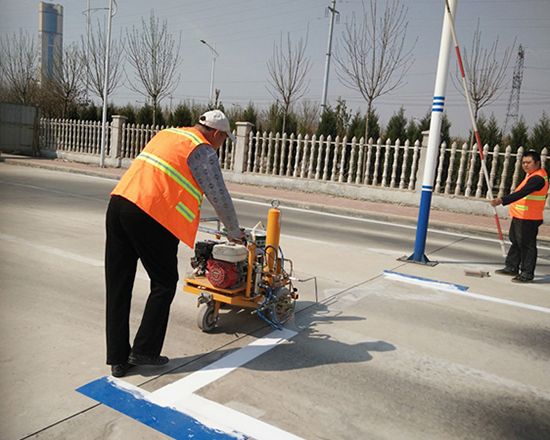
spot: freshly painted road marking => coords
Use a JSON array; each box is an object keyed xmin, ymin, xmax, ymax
[
  {"xmin": 77, "ymin": 328, "xmax": 304, "ymax": 440},
  {"xmin": 383, "ymin": 270, "xmax": 469, "ymax": 292},
  {"xmin": 149, "ymin": 328, "xmax": 297, "ymax": 402},
  {"xmin": 77, "ymin": 376, "xmax": 243, "ymax": 440},
  {"xmin": 383, "ymin": 270, "xmax": 550, "ymax": 314}
]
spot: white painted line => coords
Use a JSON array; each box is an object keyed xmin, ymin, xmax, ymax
[
  {"xmin": 172, "ymin": 394, "xmax": 306, "ymax": 440},
  {"xmin": 149, "ymin": 328, "xmax": 297, "ymax": 404},
  {"xmin": 232, "ymin": 197, "xmax": 550, "ymax": 251},
  {"xmin": 383, "ymin": 270, "xmax": 468, "ymax": 292},
  {"xmin": 383, "ymin": 271, "xmax": 550, "ymax": 315}
]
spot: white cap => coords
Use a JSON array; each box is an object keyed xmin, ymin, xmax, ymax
[{"xmin": 198, "ymin": 110, "xmax": 236, "ymax": 143}]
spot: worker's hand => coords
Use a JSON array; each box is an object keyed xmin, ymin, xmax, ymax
[
  {"xmin": 228, "ymin": 229, "xmax": 247, "ymax": 245},
  {"xmin": 489, "ymin": 197, "xmax": 502, "ymax": 207}
]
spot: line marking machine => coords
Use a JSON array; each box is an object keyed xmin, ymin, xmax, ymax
[{"xmin": 183, "ymin": 200, "xmax": 299, "ymax": 332}]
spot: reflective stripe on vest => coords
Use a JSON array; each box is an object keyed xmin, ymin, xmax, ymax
[
  {"xmin": 165, "ymin": 128, "xmax": 204, "ymax": 145},
  {"xmin": 136, "ymin": 151, "xmax": 202, "ymax": 204}
]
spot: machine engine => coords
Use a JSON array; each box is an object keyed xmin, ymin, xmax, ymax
[{"xmin": 191, "ymin": 241, "xmax": 248, "ymax": 289}]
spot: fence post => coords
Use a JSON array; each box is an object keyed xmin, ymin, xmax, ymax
[
  {"xmin": 233, "ymin": 121, "xmax": 254, "ymax": 174},
  {"xmin": 108, "ymin": 115, "xmax": 127, "ymax": 167}
]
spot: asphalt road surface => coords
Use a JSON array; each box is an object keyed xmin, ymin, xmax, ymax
[{"xmin": 1, "ymin": 164, "xmax": 549, "ymax": 440}]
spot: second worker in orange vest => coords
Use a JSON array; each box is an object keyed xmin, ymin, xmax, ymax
[
  {"xmin": 105, "ymin": 110, "xmax": 245, "ymax": 377},
  {"xmin": 490, "ymin": 150, "xmax": 549, "ymax": 283}
]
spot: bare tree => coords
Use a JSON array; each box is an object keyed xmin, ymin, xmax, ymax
[
  {"xmin": 41, "ymin": 43, "xmax": 87, "ymax": 117},
  {"xmin": 452, "ymin": 20, "xmax": 515, "ymax": 122},
  {"xmin": 266, "ymin": 32, "xmax": 312, "ymax": 134},
  {"xmin": 126, "ymin": 11, "xmax": 182, "ymax": 126},
  {"xmin": 0, "ymin": 30, "xmax": 38, "ymax": 105},
  {"xmin": 83, "ymin": 20, "xmax": 124, "ymax": 104},
  {"xmin": 334, "ymin": 0, "xmax": 415, "ymax": 141}
]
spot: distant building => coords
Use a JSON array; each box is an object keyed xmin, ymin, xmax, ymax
[{"xmin": 38, "ymin": 2, "xmax": 63, "ymax": 85}]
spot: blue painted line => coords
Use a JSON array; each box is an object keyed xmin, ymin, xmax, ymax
[
  {"xmin": 433, "ymin": 96, "xmax": 445, "ymax": 100},
  {"xmin": 383, "ymin": 270, "xmax": 469, "ymax": 291},
  {"xmin": 76, "ymin": 377, "xmax": 244, "ymax": 440},
  {"xmin": 432, "ymin": 108, "xmax": 444, "ymax": 112},
  {"xmin": 422, "ymin": 185, "xmax": 433, "ymax": 190}
]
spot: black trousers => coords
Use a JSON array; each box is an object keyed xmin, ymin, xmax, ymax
[
  {"xmin": 505, "ymin": 217, "xmax": 542, "ymax": 279},
  {"xmin": 105, "ymin": 195, "xmax": 179, "ymax": 365}
]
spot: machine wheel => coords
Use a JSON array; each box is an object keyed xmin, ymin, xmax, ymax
[{"xmin": 197, "ymin": 304, "xmax": 216, "ymax": 332}]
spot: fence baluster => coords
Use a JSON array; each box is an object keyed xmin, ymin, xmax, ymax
[
  {"xmin": 381, "ymin": 138, "xmax": 391, "ymax": 187},
  {"xmin": 300, "ymin": 134, "xmax": 311, "ymax": 178},
  {"xmin": 313, "ymin": 135, "xmax": 322, "ymax": 180},
  {"xmin": 280, "ymin": 132, "xmax": 288, "ymax": 175},
  {"xmin": 372, "ymin": 138, "xmax": 382, "ymax": 186},
  {"xmin": 390, "ymin": 139, "xmax": 400, "ymax": 188},
  {"xmin": 465, "ymin": 145, "xmax": 478, "ymax": 197},
  {"xmin": 365, "ymin": 138, "xmax": 375, "ymax": 185},
  {"xmin": 498, "ymin": 146, "xmax": 512, "ymax": 197},
  {"xmin": 355, "ymin": 139, "xmax": 364, "ymax": 184},
  {"xmin": 330, "ymin": 135, "xmax": 338, "ymax": 181},
  {"xmin": 286, "ymin": 133, "xmax": 295, "ymax": 176},
  {"xmin": 293, "ymin": 134, "xmax": 302, "ymax": 177},
  {"xmin": 435, "ymin": 141, "xmax": 447, "ymax": 193},
  {"xmin": 265, "ymin": 132, "xmax": 273, "ymax": 174},
  {"xmin": 444, "ymin": 142, "xmax": 457, "ymax": 194},
  {"xmin": 246, "ymin": 132, "xmax": 254, "ymax": 172},
  {"xmin": 271, "ymin": 132, "xmax": 280, "ymax": 175},
  {"xmin": 454, "ymin": 143, "xmax": 468, "ymax": 195},
  {"xmin": 321, "ymin": 135, "xmax": 331, "ymax": 181},
  {"xmin": 348, "ymin": 137, "xmax": 357, "ymax": 184},
  {"xmin": 399, "ymin": 140, "xmax": 410, "ymax": 189},
  {"xmin": 511, "ymin": 146, "xmax": 524, "ymax": 191},
  {"xmin": 488, "ymin": 144, "xmax": 500, "ymax": 198},
  {"xmin": 409, "ymin": 140, "xmax": 420, "ymax": 190},
  {"xmin": 338, "ymin": 136, "xmax": 347, "ymax": 182}
]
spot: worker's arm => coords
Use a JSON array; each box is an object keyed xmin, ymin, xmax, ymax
[
  {"xmin": 187, "ymin": 144, "xmax": 242, "ymax": 239},
  {"xmin": 490, "ymin": 175, "xmax": 545, "ymax": 206}
]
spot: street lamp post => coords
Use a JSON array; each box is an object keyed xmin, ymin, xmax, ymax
[
  {"xmin": 200, "ymin": 39, "xmax": 219, "ymax": 105},
  {"xmin": 99, "ymin": 0, "xmax": 116, "ymax": 168}
]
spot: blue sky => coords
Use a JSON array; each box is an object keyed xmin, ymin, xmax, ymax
[{"xmin": 1, "ymin": 0, "xmax": 549, "ymax": 137}]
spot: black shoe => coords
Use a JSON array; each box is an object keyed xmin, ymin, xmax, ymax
[
  {"xmin": 111, "ymin": 362, "xmax": 134, "ymax": 378},
  {"xmin": 511, "ymin": 274, "xmax": 533, "ymax": 283},
  {"xmin": 128, "ymin": 352, "xmax": 169, "ymax": 366},
  {"xmin": 495, "ymin": 267, "xmax": 519, "ymax": 276}
]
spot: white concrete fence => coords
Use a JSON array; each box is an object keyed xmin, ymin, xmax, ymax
[{"xmin": 39, "ymin": 116, "xmax": 549, "ymax": 217}]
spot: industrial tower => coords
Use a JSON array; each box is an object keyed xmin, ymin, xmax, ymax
[{"xmin": 503, "ymin": 45, "xmax": 525, "ymax": 135}]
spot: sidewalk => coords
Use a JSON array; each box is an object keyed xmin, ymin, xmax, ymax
[{"xmin": 2, "ymin": 153, "xmax": 549, "ymax": 244}]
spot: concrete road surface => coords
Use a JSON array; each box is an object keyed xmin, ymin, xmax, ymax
[{"xmin": 1, "ymin": 163, "xmax": 549, "ymax": 440}]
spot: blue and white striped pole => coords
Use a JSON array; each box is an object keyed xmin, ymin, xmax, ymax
[{"xmin": 407, "ymin": 0, "xmax": 457, "ymax": 264}]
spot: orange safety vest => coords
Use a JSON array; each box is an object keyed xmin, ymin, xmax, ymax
[
  {"xmin": 509, "ymin": 168, "xmax": 549, "ymax": 220},
  {"xmin": 111, "ymin": 127, "xmax": 207, "ymax": 248}
]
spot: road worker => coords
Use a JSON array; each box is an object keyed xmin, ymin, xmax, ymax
[
  {"xmin": 105, "ymin": 110, "xmax": 245, "ymax": 377},
  {"xmin": 490, "ymin": 150, "xmax": 549, "ymax": 283}
]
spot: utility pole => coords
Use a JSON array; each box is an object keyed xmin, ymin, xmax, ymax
[
  {"xmin": 321, "ymin": 0, "xmax": 339, "ymax": 114},
  {"xmin": 503, "ymin": 45, "xmax": 525, "ymax": 136}
]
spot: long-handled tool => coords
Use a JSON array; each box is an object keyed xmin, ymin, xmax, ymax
[{"xmin": 444, "ymin": 0, "xmax": 507, "ymax": 257}]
